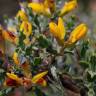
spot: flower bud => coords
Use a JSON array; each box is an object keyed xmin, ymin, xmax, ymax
[
  {"xmin": 60, "ymin": 0, "xmax": 77, "ymax": 16},
  {"xmin": 66, "ymin": 24, "xmax": 88, "ymax": 45}
]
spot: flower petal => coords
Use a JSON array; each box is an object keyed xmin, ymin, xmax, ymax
[
  {"xmin": 13, "ymin": 52, "xmax": 20, "ymax": 65},
  {"xmin": 2, "ymin": 30, "xmax": 17, "ymax": 44},
  {"xmin": 66, "ymin": 23, "xmax": 88, "ymax": 44},
  {"xmin": 20, "ymin": 21, "xmax": 32, "ymax": 37},
  {"xmin": 49, "ymin": 17, "xmax": 65, "ymax": 41},
  {"xmin": 28, "ymin": 3, "xmax": 44, "ymax": 13},
  {"xmin": 49, "ymin": 22, "xmax": 58, "ymax": 38},
  {"xmin": 6, "ymin": 73, "xmax": 20, "ymax": 82},
  {"xmin": 32, "ymin": 71, "xmax": 48, "ymax": 84},
  {"xmin": 58, "ymin": 17, "xmax": 66, "ymax": 40}
]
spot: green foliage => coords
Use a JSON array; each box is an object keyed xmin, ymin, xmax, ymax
[
  {"xmin": 38, "ymin": 35, "xmax": 51, "ymax": 48},
  {"xmin": 0, "ymin": 88, "xmax": 13, "ymax": 96},
  {"xmin": 34, "ymin": 57, "xmax": 42, "ymax": 66},
  {"xmin": 18, "ymin": 31, "xmax": 26, "ymax": 50},
  {"xmin": 89, "ymin": 54, "xmax": 96, "ymax": 71},
  {"xmin": 25, "ymin": 45, "xmax": 33, "ymax": 56},
  {"xmin": 87, "ymin": 71, "xmax": 96, "ymax": 82},
  {"xmin": 79, "ymin": 60, "xmax": 89, "ymax": 69},
  {"xmin": 80, "ymin": 40, "xmax": 89, "ymax": 59},
  {"xmin": 0, "ymin": 59, "xmax": 4, "ymax": 66},
  {"xmin": 35, "ymin": 87, "xmax": 47, "ymax": 96}
]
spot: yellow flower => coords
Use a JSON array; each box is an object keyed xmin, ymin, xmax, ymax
[
  {"xmin": 23, "ymin": 38, "xmax": 31, "ymax": 45},
  {"xmin": 66, "ymin": 24, "xmax": 88, "ymax": 45},
  {"xmin": 28, "ymin": 2, "xmax": 51, "ymax": 17},
  {"xmin": 32, "ymin": 71, "xmax": 48, "ymax": 86},
  {"xmin": 4, "ymin": 73, "xmax": 22, "ymax": 87},
  {"xmin": 5, "ymin": 71, "xmax": 48, "ymax": 87},
  {"xmin": 6, "ymin": 73, "xmax": 21, "ymax": 82},
  {"xmin": 59, "ymin": 0, "xmax": 77, "ymax": 16},
  {"xmin": 20, "ymin": 21, "xmax": 32, "ymax": 37},
  {"xmin": 16, "ymin": 10, "xmax": 28, "ymax": 21},
  {"xmin": 2, "ymin": 30, "xmax": 18, "ymax": 44},
  {"xmin": 13, "ymin": 52, "xmax": 20, "ymax": 65},
  {"xmin": 44, "ymin": 0, "xmax": 56, "ymax": 12},
  {"xmin": 49, "ymin": 17, "xmax": 66, "ymax": 40}
]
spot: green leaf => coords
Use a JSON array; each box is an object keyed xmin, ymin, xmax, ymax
[
  {"xmin": 46, "ymin": 45, "xmax": 57, "ymax": 54},
  {"xmin": 79, "ymin": 60, "xmax": 90, "ymax": 69},
  {"xmin": 38, "ymin": 35, "xmax": 51, "ymax": 48},
  {"xmin": 35, "ymin": 87, "xmax": 47, "ymax": 96},
  {"xmin": 0, "ymin": 91, "xmax": 4, "ymax": 96},
  {"xmin": 66, "ymin": 16, "xmax": 77, "ymax": 30},
  {"xmin": 0, "ymin": 59, "xmax": 4, "ymax": 67},
  {"xmin": 64, "ymin": 50, "xmax": 73, "ymax": 55},
  {"xmin": 34, "ymin": 57, "xmax": 42, "ymax": 65},
  {"xmin": 34, "ymin": 15, "xmax": 40, "ymax": 27},
  {"xmin": 80, "ymin": 40, "xmax": 89, "ymax": 59},
  {"xmin": 88, "ymin": 88, "xmax": 95, "ymax": 96},
  {"xmin": 5, "ymin": 88, "xmax": 13, "ymax": 95},
  {"xmin": 28, "ymin": 8, "xmax": 34, "ymax": 18},
  {"xmin": 0, "ymin": 68, "xmax": 5, "ymax": 84},
  {"xmin": 18, "ymin": 31, "xmax": 26, "ymax": 50},
  {"xmin": 67, "ymin": 21, "xmax": 74, "ymax": 29},
  {"xmin": 90, "ymin": 54, "xmax": 96, "ymax": 72},
  {"xmin": 25, "ymin": 45, "xmax": 32, "ymax": 56},
  {"xmin": 87, "ymin": 71, "xmax": 96, "ymax": 82},
  {"xmin": 0, "ymin": 88, "xmax": 13, "ymax": 96}
]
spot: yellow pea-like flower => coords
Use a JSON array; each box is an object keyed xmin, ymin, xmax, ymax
[
  {"xmin": 44, "ymin": 0, "xmax": 56, "ymax": 13},
  {"xmin": 59, "ymin": 0, "xmax": 77, "ymax": 16},
  {"xmin": 58, "ymin": 17, "xmax": 66, "ymax": 40},
  {"xmin": 28, "ymin": 3, "xmax": 45, "ymax": 14},
  {"xmin": 2, "ymin": 30, "xmax": 18, "ymax": 44},
  {"xmin": 28, "ymin": 3, "xmax": 51, "ymax": 17},
  {"xmin": 32, "ymin": 71, "xmax": 48, "ymax": 84},
  {"xmin": 6, "ymin": 73, "xmax": 21, "ymax": 83},
  {"xmin": 1, "ymin": 25, "xmax": 18, "ymax": 46},
  {"xmin": 66, "ymin": 24, "xmax": 88, "ymax": 45},
  {"xmin": 20, "ymin": 21, "xmax": 32, "ymax": 37},
  {"xmin": 49, "ymin": 17, "xmax": 66, "ymax": 40},
  {"xmin": 16, "ymin": 10, "xmax": 28, "ymax": 21},
  {"xmin": 13, "ymin": 52, "xmax": 20, "ymax": 65}
]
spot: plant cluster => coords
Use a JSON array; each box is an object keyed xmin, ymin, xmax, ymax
[{"xmin": 0, "ymin": 0, "xmax": 96, "ymax": 96}]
